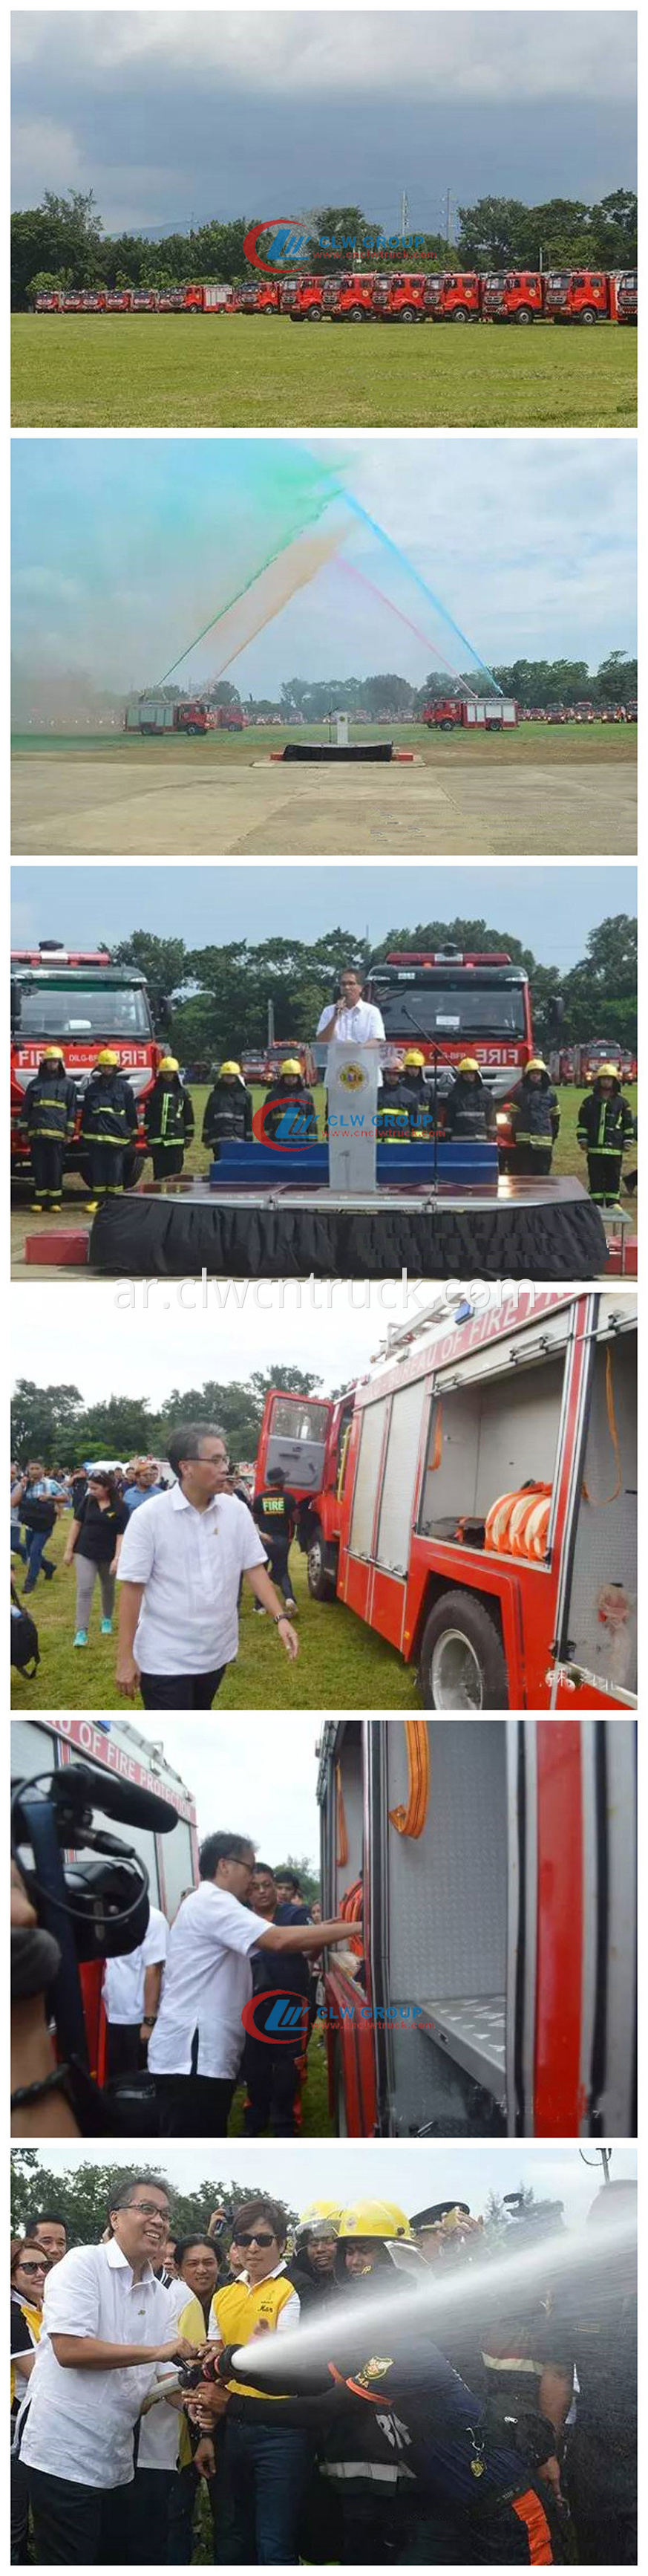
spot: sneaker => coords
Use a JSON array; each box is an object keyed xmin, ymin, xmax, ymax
[
  {"xmin": 100, "ymin": 1617, "xmax": 113, "ymax": 1635},
  {"xmin": 85, "ymin": 1200, "xmax": 99, "ymax": 1214},
  {"xmin": 44, "ymin": 1564, "xmax": 56, "ymax": 1581},
  {"xmin": 284, "ymin": 1596, "xmax": 298, "ymax": 1614},
  {"xmin": 73, "ymin": 1629, "xmax": 89, "ymax": 1648},
  {"xmin": 254, "ymin": 1604, "xmax": 266, "ymax": 1616}
]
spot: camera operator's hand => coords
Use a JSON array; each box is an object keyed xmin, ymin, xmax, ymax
[
  {"xmin": 117, "ymin": 1647, "xmax": 140, "ymax": 1698},
  {"xmin": 194, "ymin": 2436, "xmax": 217, "ymax": 2479},
  {"xmin": 11, "ymin": 1861, "xmax": 80, "ymax": 2139}
]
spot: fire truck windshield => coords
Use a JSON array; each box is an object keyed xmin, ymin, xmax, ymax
[
  {"xmin": 547, "ymin": 273, "xmax": 569, "ymax": 287},
  {"xmin": 372, "ymin": 982, "xmax": 527, "ymax": 1040},
  {"xmin": 13, "ymin": 978, "xmax": 153, "ymax": 1038},
  {"xmin": 269, "ymin": 1398, "xmax": 330, "ymax": 1442}
]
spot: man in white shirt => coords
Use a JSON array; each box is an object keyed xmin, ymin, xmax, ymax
[
  {"xmin": 102, "ymin": 1901, "xmax": 169, "ymax": 2081},
  {"xmin": 149, "ymin": 1829, "xmax": 356, "ymax": 2136},
  {"xmin": 18, "ymin": 2173, "xmax": 199, "ymax": 2564},
  {"xmin": 116, "ymin": 1420, "xmax": 299, "ymax": 1708},
  {"xmin": 316, "ymin": 968, "xmax": 386, "ymax": 1085}
]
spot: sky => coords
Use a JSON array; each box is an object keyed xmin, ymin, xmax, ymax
[
  {"xmin": 10, "ymin": 862, "xmax": 638, "ymax": 972},
  {"xmin": 13, "ymin": 2136, "xmax": 637, "ymax": 2228},
  {"xmin": 13, "ymin": 1279, "xmax": 446, "ymax": 1405},
  {"xmin": 11, "ymin": 11, "xmax": 637, "ymax": 231},
  {"xmin": 11, "ymin": 438, "xmax": 637, "ymax": 705},
  {"xmin": 126, "ymin": 1712, "xmax": 321, "ymax": 1858}
]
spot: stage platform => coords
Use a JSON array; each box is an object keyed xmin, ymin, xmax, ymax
[{"xmin": 88, "ymin": 1169, "xmax": 607, "ymax": 1281}]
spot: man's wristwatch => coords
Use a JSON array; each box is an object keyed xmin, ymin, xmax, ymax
[
  {"xmin": 142, "ymin": 2014, "xmax": 157, "ymax": 2029},
  {"xmin": 274, "ymin": 1612, "xmax": 289, "ymax": 1624}
]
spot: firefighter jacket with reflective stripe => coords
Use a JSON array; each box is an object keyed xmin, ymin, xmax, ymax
[
  {"xmin": 202, "ymin": 1080, "xmax": 253, "ymax": 1146},
  {"xmin": 145, "ymin": 1078, "xmax": 194, "ymax": 1149},
  {"xmin": 576, "ymin": 1088, "xmax": 635, "ymax": 1156},
  {"xmin": 506, "ymin": 1076, "xmax": 560, "ymax": 1146},
  {"xmin": 80, "ymin": 1073, "xmax": 138, "ymax": 1145},
  {"xmin": 21, "ymin": 1072, "xmax": 78, "ymax": 1140},
  {"xmin": 444, "ymin": 1076, "xmax": 496, "ymax": 1142},
  {"xmin": 262, "ymin": 1082, "xmax": 317, "ymax": 1142},
  {"xmin": 377, "ymin": 1078, "xmax": 432, "ymax": 1141}
]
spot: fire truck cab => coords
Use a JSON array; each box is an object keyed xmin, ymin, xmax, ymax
[
  {"xmin": 318, "ymin": 1715, "xmax": 636, "ymax": 2137},
  {"xmin": 484, "ymin": 272, "xmax": 544, "ymax": 322},
  {"xmin": 281, "ymin": 275, "xmax": 324, "ymax": 319},
  {"xmin": 10, "ymin": 942, "xmax": 163, "ymax": 1187},
  {"xmin": 371, "ymin": 273, "xmax": 427, "ymax": 322},
  {"xmin": 424, "ymin": 273, "xmax": 482, "ymax": 320},
  {"xmin": 543, "ymin": 270, "xmax": 613, "ymax": 322},
  {"xmin": 238, "ymin": 282, "xmax": 281, "ymax": 313},
  {"xmin": 364, "ymin": 949, "xmax": 534, "ymax": 1106},
  {"xmin": 324, "ymin": 273, "xmax": 377, "ymax": 320},
  {"xmin": 615, "ymin": 270, "xmax": 638, "ymax": 322}
]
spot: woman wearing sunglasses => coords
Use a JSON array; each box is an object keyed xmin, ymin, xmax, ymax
[
  {"xmin": 10, "ymin": 2237, "xmax": 49, "ymax": 2562},
  {"xmin": 190, "ymin": 2196, "xmax": 311, "ymax": 2564}
]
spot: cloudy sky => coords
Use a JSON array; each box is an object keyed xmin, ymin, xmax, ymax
[
  {"xmin": 11, "ymin": 861, "xmax": 638, "ymax": 972},
  {"xmin": 133, "ymin": 1711, "xmax": 321, "ymax": 1856},
  {"xmin": 11, "ymin": 436, "xmax": 637, "ymax": 699},
  {"xmin": 12, "ymin": 12, "xmax": 637, "ymax": 232},
  {"xmin": 13, "ymin": 1278, "xmax": 450, "ymax": 1405},
  {"xmin": 14, "ymin": 2136, "xmax": 637, "ymax": 2228}
]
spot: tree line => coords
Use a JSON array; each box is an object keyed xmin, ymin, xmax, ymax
[
  {"xmin": 14, "ymin": 655, "xmax": 638, "ymax": 736},
  {"xmin": 10, "ymin": 2147, "xmax": 558, "ymax": 2249},
  {"xmin": 104, "ymin": 910, "xmax": 637, "ymax": 1066},
  {"xmin": 10, "ymin": 1367, "xmax": 323, "ymax": 1473},
  {"xmin": 11, "ymin": 189, "xmax": 638, "ymax": 308}
]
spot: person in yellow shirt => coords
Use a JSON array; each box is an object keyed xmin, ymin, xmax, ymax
[{"xmin": 193, "ymin": 2196, "xmax": 311, "ymax": 2563}]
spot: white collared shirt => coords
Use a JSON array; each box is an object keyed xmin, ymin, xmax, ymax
[
  {"xmin": 316, "ymin": 1001, "xmax": 385, "ymax": 1087},
  {"xmin": 102, "ymin": 1903, "xmax": 169, "ymax": 2026},
  {"xmin": 117, "ymin": 1485, "xmax": 266, "ymax": 1674},
  {"xmin": 19, "ymin": 2239, "xmax": 174, "ymax": 2489},
  {"xmin": 137, "ymin": 2281, "xmax": 203, "ymax": 2473},
  {"xmin": 148, "ymin": 1879, "xmax": 275, "ymax": 2080}
]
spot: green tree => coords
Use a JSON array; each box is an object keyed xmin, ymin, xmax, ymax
[
  {"xmin": 10, "ymin": 2152, "xmax": 297, "ymax": 2246},
  {"xmin": 11, "ymin": 1379, "xmax": 83, "ymax": 1464},
  {"xmin": 111, "ymin": 933, "xmax": 189, "ymax": 1026}
]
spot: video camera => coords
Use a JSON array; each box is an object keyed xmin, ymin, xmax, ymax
[{"xmin": 11, "ymin": 1760, "xmax": 179, "ymax": 2131}]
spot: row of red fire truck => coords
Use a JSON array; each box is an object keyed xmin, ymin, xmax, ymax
[
  {"xmin": 318, "ymin": 1714, "xmax": 636, "ymax": 2136},
  {"xmin": 34, "ymin": 267, "xmax": 637, "ymax": 322},
  {"xmin": 124, "ymin": 698, "xmax": 246, "ymax": 735},
  {"xmin": 255, "ymin": 1289, "xmax": 638, "ymax": 1713}
]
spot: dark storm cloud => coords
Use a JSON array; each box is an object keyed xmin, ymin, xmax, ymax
[{"xmin": 12, "ymin": 13, "xmax": 637, "ymax": 229}]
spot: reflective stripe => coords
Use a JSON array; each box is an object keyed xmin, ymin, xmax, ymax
[
  {"xmin": 321, "ymin": 2461, "xmax": 413, "ymax": 2485},
  {"xmin": 511, "ymin": 2485, "xmax": 553, "ymax": 2563}
]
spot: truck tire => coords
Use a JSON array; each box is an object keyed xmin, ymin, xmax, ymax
[
  {"xmin": 418, "ymin": 1592, "xmax": 509, "ymax": 1711},
  {"xmin": 579, "ymin": 308, "xmax": 598, "ymax": 325},
  {"xmin": 347, "ymin": 305, "xmax": 367, "ymax": 323},
  {"xmin": 289, "ymin": 312, "xmax": 303, "ymax": 322},
  {"xmin": 307, "ymin": 1529, "xmax": 338, "ymax": 1600},
  {"xmin": 439, "ymin": 718, "xmax": 455, "ymax": 731},
  {"xmin": 307, "ymin": 306, "xmax": 322, "ymax": 320},
  {"xmin": 514, "ymin": 307, "xmax": 534, "ymax": 324},
  {"xmin": 451, "ymin": 308, "xmax": 469, "ymax": 322},
  {"xmin": 399, "ymin": 307, "xmax": 417, "ymax": 324}
]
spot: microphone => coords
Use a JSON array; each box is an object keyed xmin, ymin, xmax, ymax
[{"xmin": 48, "ymin": 1761, "xmax": 180, "ymax": 1836}]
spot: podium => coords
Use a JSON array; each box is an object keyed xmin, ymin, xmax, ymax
[{"xmin": 325, "ymin": 1041, "xmax": 380, "ymax": 1192}]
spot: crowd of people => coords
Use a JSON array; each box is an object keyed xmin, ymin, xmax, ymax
[
  {"xmin": 10, "ymin": 2177, "xmax": 637, "ymax": 2565},
  {"xmin": 11, "ymin": 1428, "xmax": 307, "ymax": 1704},
  {"xmin": 18, "ymin": 985, "xmax": 638, "ymax": 1220}
]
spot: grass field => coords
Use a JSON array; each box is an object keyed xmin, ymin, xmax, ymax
[
  {"xmin": 10, "ymin": 1508, "xmax": 417, "ymax": 1712},
  {"xmin": 11, "ymin": 313, "xmax": 637, "ymax": 428},
  {"xmin": 12, "ymin": 721, "xmax": 637, "ymax": 767}
]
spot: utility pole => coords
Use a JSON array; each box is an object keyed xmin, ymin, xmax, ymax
[
  {"xmin": 400, "ymin": 189, "xmax": 410, "ymax": 242},
  {"xmin": 445, "ymin": 188, "xmax": 452, "ymax": 252}
]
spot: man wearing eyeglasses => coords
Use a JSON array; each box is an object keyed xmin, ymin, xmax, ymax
[
  {"xmin": 17, "ymin": 2173, "xmax": 200, "ymax": 2564},
  {"xmin": 117, "ymin": 1421, "xmax": 300, "ymax": 1709},
  {"xmin": 190, "ymin": 2195, "xmax": 312, "ymax": 2563}
]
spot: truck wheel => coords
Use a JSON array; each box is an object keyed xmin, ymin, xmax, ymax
[
  {"xmin": 307, "ymin": 1530, "xmax": 337, "ymax": 1600},
  {"xmin": 347, "ymin": 305, "xmax": 367, "ymax": 323},
  {"xmin": 579, "ymin": 308, "xmax": 597, "ymax": 325},
  {"xmin": 289, "ymin": 312, "xmax": 303, "ymax": 322},
  {"xmin": 418, "ymin": 1593, "xmax": 509, "ymax": 1711},
  {"xmin": 451, "ymin": 308, "xmax": 469, "ymax": 322},
  {"xmin": 399, "ymin": 308, "xmax": 416, "ymax": 324},
  {"xmin": 439, "ymin": 718, "xmax": 455, "ymax": 731},
  {"xmin": 307, "ymin": 307, "xmax": 322, "ymax": 320},
  {"xmin": 514, "ymin": 307, "xmax": 534, "ymax": 324}
]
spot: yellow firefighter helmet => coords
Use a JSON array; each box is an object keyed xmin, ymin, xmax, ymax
[
  {"xmin": 404, "ymin": 1049, "xmax": 425, "ymax": 1069},
  {"xmin": 280, "ymin": 1058, "xmax": 302, "ymax": 1076},
  {"xmin": 94, "ymin": 1049, "xmax": 120, "ymax": 1067},
  {"xmin": 158, "ymin": 1056, "xmax": 180, "ymax": 1073},
  {"xmin": 220, "ymin": 1060, "xmax": 242, "ymax": 1077},
  {"xmin": 457, "ymin": 1056, "xmax": 480, "ymax": 1076},
  {"xmin": 338, "ymin": 2199, "xmax": 413, "ymax": 2242}
]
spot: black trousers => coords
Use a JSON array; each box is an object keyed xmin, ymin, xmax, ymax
[
  {"xmin": 154, "ymin": 2070, "xmax": 236, "ymax": 2136},
  {"xmin": 254, "ymin": 1536, "xmax": 294, "ymax": 1603},
  {"xmin": 10, "ymin": 2449, "xmax": 31, "ymax": 2563},
  {"xmin": 140, "ymin": 1664, "xmax": 226, "ymax": 1708},
  {"xmin": 30, "ymin": 1137, "xmax": 65, "ymax": 1200},
  {"xmin": 586, "ymin": 1148, "xmax": 624, "ymax": 1205},
  {"xmin": 151, "ymin": 1145, "xmax": 185, "ymax": 1178},
  {"xmin": 87, "ymin": 1142, "xmax": 125, "ymax": 1195},
  {"xmin": 512, "ymin": 1144, "xmax": 553, "ymax": 1177},
  {"xmin": 107, "ymin": 2020, "xmax": 147, "ymax": 2081},
  {"xmin": 243, "ymin": 2031, "xmax": 304, "ymax": 2136},
  {"xmin": 26, "ymin": 2466, "xmax": 133, "ymax": 2565},
  {"xmin": 129, "ymin": 2466, "xmax": 176, "ymax": 2563}
]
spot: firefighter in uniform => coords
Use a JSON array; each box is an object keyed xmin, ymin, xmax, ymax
[
  {"xmin": 144, "ymin": 1055, "xmax": 194, "ymax": 1183},
  {"xmin": 443, "ymin": 1058, "xmax": 497, "ymax": 1144},
  {"xmin": 505, "ymin": 1059, "xmax": 560, "ymax": 1177},
  {"xmin": 262, "ymin": 1058, "xmax": 317, "ymax": 1145},
  {"xmin": 20, "ymin": 1046, "xmax": 77, "ymax": 1212},
  {"xmin": 202, "ymin": 1061, "xmax": 253, "ymax": 1157},
  {"xmin": 576, "ymin": 1064, "xmax": 635, "ymax": 1210},
  {"xmin": 252, "ymin": 1468, "xmax": 298, "ymax": 1613},
  {"xmin": 401, "ymin": 1050, "xmax": 431, "ymax": 1134},
  {"xmin": 80, "ymin": 1049, "xmax": 138, "ymax": 1211},
  {"xmin": 203, "ymin": 2199, "xmax": 559, "ymax": 2566},
  {"xmin": 377, "ymin": 1053, "xmax": 431, "ymax": 1144}
]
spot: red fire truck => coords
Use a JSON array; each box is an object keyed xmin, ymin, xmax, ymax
[
  {"xmin": 10, "ymin": 1715, "xmax": 198, "ymax": 2083},
  {"xmin": 482, "ymin": 272, "xmax": 545, "ymax": 322},
  {"xmin": 423, "ymin": 272, "xmax": 482, "ymax": 320},
  {"xmin": 363, "ymin": 948, "xmax": 534, "ymax": 1104},
  {"xmin": 238, "ymin": 281, "xmax": 281, "ymax": 313},
  {"xmin": 317, "ymin": 1714, "xmax": 636, "ymax": 2137},
  {"xmin": 371, "ymin": 273, "xmax": 427, "ymax": 322},
  {"xmin": 258, "ymin": 1289, "xmax": 638, "ymax": 1711},
  {"xmin": 11, "ymin": 943, "xmax": 165, "ymax": 1188},
  {"xmin": 543, "ymin": 270, "xmax": 618, "ymax": 323},
  {"xmin": 211, "ymin": 703, "xmax": 246, "ymax": 730},
  {"xmin": 125, "ymin": 697, "xmax": 210, "ymax": 735},
  {"xmin": 422, "ymin": 697, "xmax": 518, "ymax": 730},
  {"xmin": 616, "ymin": 270, "xmax": 638, "ymax": 322},
  {"xmin": 281, "ymin": 275, "xmax": 325, "ymax": 319}
]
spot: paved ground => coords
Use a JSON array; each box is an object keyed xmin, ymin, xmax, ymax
[{"xmin": 11, "ymin": 752, "xmax": 637, "ymax": 856}]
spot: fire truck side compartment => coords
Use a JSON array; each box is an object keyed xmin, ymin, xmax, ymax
[
  {"xmin": 560, "ymin": 1326, "xmax": 637, "ymax": 1689},
  {"xmin": 418, "ymin": 1355, "xmax": 564, "ymax": 1533},
  {"xmin": 384, "ymin": 1720, "xmax": 507, "ymax": 2124}
]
